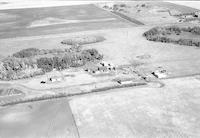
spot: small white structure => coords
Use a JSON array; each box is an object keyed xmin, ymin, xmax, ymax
[
  {"xmin": 48, "ymin": 76, "xmax": 63, "ymax": 82},
  {"xmin": 116, "ymin": 78, "xmax": 134, "ymax": 85},
  {"xmin": 152, "ymin": 70, "xmax": 167, "ymax": 78},
  {"xmin": 117, "ymin": 80, "xmax": 133, "ymax": 85}
]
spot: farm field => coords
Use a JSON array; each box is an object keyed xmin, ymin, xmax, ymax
[
  {"xmin": 69, "ymin": 76, "xmax": 200, "ymax": 138},
  {"xmin": 0, "ymin": 98, "xmax": 79, "ymax": 138}
]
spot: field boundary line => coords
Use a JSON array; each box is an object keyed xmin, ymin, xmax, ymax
[
  {"xmin": 67, "ymin": 100, "xmax": 80, "ymax": 138},
  {"xmin": 93, "ymin": 4, "xmax": 140, "ymax": 26}
]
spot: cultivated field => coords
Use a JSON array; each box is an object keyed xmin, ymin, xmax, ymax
[{"xmin": 0, "ymin": 4, "xmax": 133, "ymax": 39}]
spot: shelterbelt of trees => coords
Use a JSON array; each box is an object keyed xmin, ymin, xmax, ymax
[
  {"xmin": 0, "ymin": 46, "xmax": 103, "ymax": 80},
  {"xmin": 143, "ymin": 26, "xmax": 200, "ymax": 47}
]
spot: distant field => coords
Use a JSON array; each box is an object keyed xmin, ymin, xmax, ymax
[
  {"xmin": 103, "ymin": 2, "xmax": 200, "ymax": 25},
  {"xmin": 0, "ymin": 98, "xmax": 79, "ymax": 138},
  {"xmin": 0, "ymin": 4, "xmax": 133, "ymax": 39},
  {"xmin": 154, "ymin": 2, "xmax": 199, "ymax": 13}
]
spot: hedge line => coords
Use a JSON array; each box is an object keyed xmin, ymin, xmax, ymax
[
  {"xmin": 90, "ymin": 82, "xmax": 147, "ymax": 93},
  {"xmin": 1, "ymin": 93, "xmax": 67, "ymax": 106},
  {"xmin": 112, "ymin": 11, "xmax": 144, "ymax": 25}
]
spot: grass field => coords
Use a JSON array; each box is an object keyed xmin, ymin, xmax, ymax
[
  {"xmin": 69, "ymin": 76, "xmax": 200, "ymax": 138},
  {"xmin": 0, "ymin": 98, "xmax": 79, "ymax": 138}
]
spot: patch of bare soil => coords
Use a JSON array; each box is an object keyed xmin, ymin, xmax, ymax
[
  {"xmin": 136, "ymin": 54, "xmax": 151, "ymax": 60},
  {"xmin": 28, "ymin": 17, "xmax": 117, "ymax": 28}
]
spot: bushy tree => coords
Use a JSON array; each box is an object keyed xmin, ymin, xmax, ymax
[
  {"xmin": 81, "ymin": 49, "xmax": 103, "ymax": 61},
  {"xmin": 37, "ymin": 57, "xmax": 54, "ymax": 72}
]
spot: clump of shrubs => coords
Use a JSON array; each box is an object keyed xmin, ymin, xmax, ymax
[
  {"xmin": 12, "ymin": 48, "xmax": 68, "ymax": 58},
  {"xmin": 61, "ymin": 35, "xmax": 105, "ymax": 45},
  {"xmin": 143, "ymin": 26, "xmax": 200, "ymax": 47}
]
